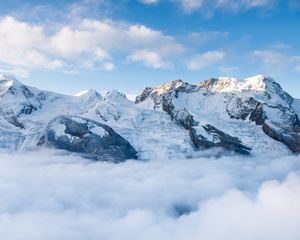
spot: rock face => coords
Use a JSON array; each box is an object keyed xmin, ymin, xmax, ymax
[
  {"xmin": 38, "ymin": 115, "xmax": 138, "ymax": 163},
  {"xmin": 190, "ymin": 125, "xmax": 252, "ymax": 155}
]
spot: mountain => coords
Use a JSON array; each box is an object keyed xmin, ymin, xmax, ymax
[
  {"xmin": 136, "ymin": 75, "xmax": 300, "ymax": 154},
  {"xmin": 0, "ymin": 74, "xmax": 299, "ymax": 161}
]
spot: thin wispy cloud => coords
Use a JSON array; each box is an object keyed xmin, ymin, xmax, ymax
[
  {"xmin": 187, "ymin": 50, "xmax": 226, "ymax": 70},
  {"xmin": 140, "ymin": 0, "xmax": 277, "ymax": 13},
  {"xmin": 253, "ymin": 49, "xmax": 300, "ymax": 72}
]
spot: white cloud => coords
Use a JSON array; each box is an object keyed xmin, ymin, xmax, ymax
[
  {"xmin": 139, "ymin": 0, "xmax": 159, "ymax": 4},
  {"xmin": 103, "ymin": 62, "xmax": 115, "ymax": 71},
  {"xmin": 0, "ymin": 151, "xmax": 299, "ymax": 239},
  {"xmin": 271, "ymin": 42, "xmax": 291, "ymax": 49},
  {"xmin": 179, "ymin": 0, "xmax": 204, "ymax": 12},
  {"xmin": 125, "ymin": 24, "xmax": 184, "ymax": 55},
  {"xmin": 187, "ymin": 50, "xmax": 226, "ymax": 70},
  {"xmin": 0, "ymin": 16, "xmax": 184, "ymax": 74},
  {"xmin": 253, "ymin": 50, "xmax": 285, "ymax": 65},
  {"xmin": 289, "ymin": 0, "xmax": 300, "ymax": 10},
  {"xmin": 187, "ymin": 31, "xmax": 229, "ymax": 44},
  {"xmin": 253, "ymin": 50, "xmax": 300, "ymax": 72},
  {"xmin": 169, "ymin": 0, "xmax": 277, "ymax": 13},
  {"xmin": 295, "ymin": 65, "xmax": 300, "ymax": 72},
  {"xmin": 128, "ymin": 50, "xmax": 173, "ymax": 69},
  {"xmin": 0, "ymin": 16, "xmax": 63, "ymax": 70},
  {"xmin": 215, "ymin": 0, "xmax": 276, "ymax": 11}
]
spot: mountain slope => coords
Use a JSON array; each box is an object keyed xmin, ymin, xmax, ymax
[
  {"xmin": 0, "ymin": 74, "xmax": 299, "ymax": 159},
  {"xmin": 136, "ymin": 75, "xmax": 299, "ymax": 154}
]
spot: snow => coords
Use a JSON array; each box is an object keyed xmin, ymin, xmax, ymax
[
  {"xmin": 89, "ymin": 126, "xmax": 107, "ymax": 137},
  {"xmin": 74, "ymin": 90, "xmax": 90, "ymax": 96},
  {"xmin": 0, "ymin": 79, "xmax": 13, "ymax": 96},
  {"xmin": 85, "ymin": 121, "xmax": 107, "ymax": 137},
  {"xmin": 53, "ymin": 123, "xmax": 66, "ymax": 137},
  {"xmin": 207, "ymin": 75, "xmax": 270, "ymax": 93},
  {"xmin": 126, "ymin": 93, "xmax": 138, "ymax": 101},
  {"xmin": 105, "ymin": 89, "xmax": 130, "ymax": 103}
]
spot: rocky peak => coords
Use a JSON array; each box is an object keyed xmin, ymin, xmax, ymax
[
  {"xmin": 198, "ymin": 75, "xmax": 271, "ymax": 92},
  {"xmin": 135, "ymin": 79, "xmax": 198, "ymax": 105},
  {"xmin": 197, "ymin": 75, "xmax": 293, "ymax": 105},
  {"xmin": 154, "ymin": 79, "xmax": 183, "ymax": 94}
]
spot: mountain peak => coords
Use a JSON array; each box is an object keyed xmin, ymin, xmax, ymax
[
  {"xmin": 198, "ymin": 75, "xmax": 275, "ymax": 93},
  {"xmin": 0, "ymin": 73, "xmax": 16, "ymax": 81},
  {"xmin": 195, "ymin": 75, "xmax": 293, "ymax": 104},
  {"xmin": 0, "ymin": 74, "xmax": 23, "ymax": 95},
  {"xmin": 75, "ymin": 89, "xmax": 102, "ymax": 99}
]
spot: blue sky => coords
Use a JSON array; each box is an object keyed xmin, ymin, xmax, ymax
[{"xmin": 0, "ymin": 0, "xmax": 299, "ymax": 97}]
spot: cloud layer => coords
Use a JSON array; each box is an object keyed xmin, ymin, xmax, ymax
[
  {"xmin": 0, "ymin": 150, "xmax": 299, "ymax": 239},
  {"xmin": 0, "ymin": 16, "xmax": 183, "ymax": 74}
]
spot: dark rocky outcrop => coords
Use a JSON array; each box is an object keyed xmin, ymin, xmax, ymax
[
  {"xmin": 262, "ymin": 122, "xmax": 300, "ymax": 153},
  {"xmin": 191, "ymin": 125, "xmax": 252, "ymax": 155},
  {"xmin": 38, "ymin": 115, "xmax": 139, "ymax": 163}
]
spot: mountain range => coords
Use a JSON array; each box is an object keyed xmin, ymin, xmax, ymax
[{"xmin": 0, "ymin": 74, "xmax": 299, "ymax": 161}]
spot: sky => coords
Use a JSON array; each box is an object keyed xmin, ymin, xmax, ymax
[{"xmin": 0, "ymin": 0, "xmax": 299, "ymax": 97}]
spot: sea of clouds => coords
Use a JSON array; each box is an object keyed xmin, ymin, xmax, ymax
[{"xmin": 0, "ymin": 150, "xmax": 300, "ymax": 240}]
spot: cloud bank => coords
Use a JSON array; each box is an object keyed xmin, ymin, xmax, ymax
[{"xmin": 0, "ymin": 151, "xmax": 299, "ymax": 239}]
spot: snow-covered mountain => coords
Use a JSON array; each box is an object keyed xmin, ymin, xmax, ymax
[{"xmin": 0, "ymin": 74, "xmax": 299, "ymax": 160}]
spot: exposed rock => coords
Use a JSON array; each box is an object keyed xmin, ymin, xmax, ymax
[
  {"xmin": 262, "ymin": 122, "xmax": 300, "ymax": 153},
  {"xmin": 38, "ymin": 115, "xmax": 138, "ymax": 163},
  {"xmin": 249, "ymin": 103, "xmax": 266, "ymax": 125},
  {"xmin": 226, "ymin": 96, "xmax": 260, "ymax": 120},
  {"xmin": 4, "ymin": 113, "xmax": 25, "ymax": 129}
]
